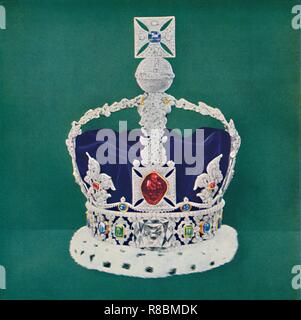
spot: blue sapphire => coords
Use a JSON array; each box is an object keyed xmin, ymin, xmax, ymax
[
  {"xmin": 99, "ymin": 222, "xmax": 106, "ymax": 234},
  {"xmin": 217, "ymin": 218, "xmax": 222, "ymax": 229},
  {"xmin": 118, "ymin": 203, "xmax": 127, "ymax": 212},
  {"xmin": 148, "ymin": 31, "xmax": 161, "ymax": 43},
  {"xmin": 182, "ymin": 203, "xmax": 191, "ymax": 211},
  {"xmin": 203, "ymin": 223, "xmax": 211, "ymax": 233},
  {"xmin": 87, "ymin": 219, "xmax": 90, "ymax": 228}
]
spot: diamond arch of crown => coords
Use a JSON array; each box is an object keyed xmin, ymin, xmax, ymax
[{"xmin": 65, "ymin": 94, "xmax": 241, "ymax": 212}]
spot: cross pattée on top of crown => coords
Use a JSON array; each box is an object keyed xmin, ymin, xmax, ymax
[{"xmin": 134, "ymin": 16, "xmax": 176, "ymax": 59}]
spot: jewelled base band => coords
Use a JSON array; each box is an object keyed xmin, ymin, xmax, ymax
[
  {"xmin": 86, "ymin": 200, "xmax": 225, "ymax": 249},
  {"xmin": 70, "ymin": 225, "xmax": 238, "ymax": 278}
]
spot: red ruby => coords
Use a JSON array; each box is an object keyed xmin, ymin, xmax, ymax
[
  {"xmin": 141, "ymin": 172, "xmax": 168, "ymax": 205},
  {"xmin": 93, "ymin": 182, "xmax": 100, "ymax": 190},
  {"xmin": 208, "ymin": 181, "xmax": 216, "ymax": 189}
]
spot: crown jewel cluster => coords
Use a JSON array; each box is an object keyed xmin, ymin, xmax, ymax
[{"xmin": 66, "ymin": 16, "xmax": 241, "ymax": 250}]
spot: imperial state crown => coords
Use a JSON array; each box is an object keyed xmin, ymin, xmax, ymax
[{"xmin": 66, "ymin": 16, "xmax": 241, "ymax": 278}]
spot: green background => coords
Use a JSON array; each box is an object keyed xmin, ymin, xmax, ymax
[{"xmin": 0, "ymin": 0, "xmax": 300, "ymax": 299}]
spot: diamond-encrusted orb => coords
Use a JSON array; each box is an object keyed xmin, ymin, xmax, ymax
[
  {"xmin": 184, "ymin": 225, "xmax": 194, "ymax": 238},
  {"xmin": 141, "ymin": 172, "xmax": 168, "ymax": 205},
  {"xmin": 181, "ymin": 203, "xmax": 191, "ymax": 212},
  {"xmin": 118, "ymin": 203, "xmax": 128, "ymax": 212},
  {"xmin": 115, "ymin": 225, "xmax": 124, "ymax": 238},
  {"xmin": 135, "ymin": 57, "xmax": 175, "ymax": 93},
  {"xmin": 148, "ymin": 31, "xmax": 161, "ymax": 43}
]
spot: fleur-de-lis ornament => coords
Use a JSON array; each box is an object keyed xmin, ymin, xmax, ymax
[
  {"xmin": 193, "ymin": 154, "xmax": 223, "ymax": 203},
  {"xmin": 84, "ymin": 153, "xmax": 116, "ymax": 205}
]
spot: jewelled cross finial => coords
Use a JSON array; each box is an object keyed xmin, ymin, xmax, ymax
[{"xmin": 134, "ymin": 16, "xmax": 176, "ymax": 58}]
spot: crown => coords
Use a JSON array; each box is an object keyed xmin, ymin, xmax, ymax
[{"xmin": 66, "ymin": 16, "xmax": 241, "ymax": 277}]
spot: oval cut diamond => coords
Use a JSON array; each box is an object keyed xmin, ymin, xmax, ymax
[{"xmin": 141, "ymin": 172, "xmax": 168, "ymax": 205}]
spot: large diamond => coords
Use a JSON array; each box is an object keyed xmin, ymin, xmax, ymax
[{"xmin": 141, "ymin": 172, "xmax": 168, "ymax": 205}]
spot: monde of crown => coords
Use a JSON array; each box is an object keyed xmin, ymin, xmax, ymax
[{"xmin": 66, "ymin": 16, "xmax": 241, "ymax": 278}]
